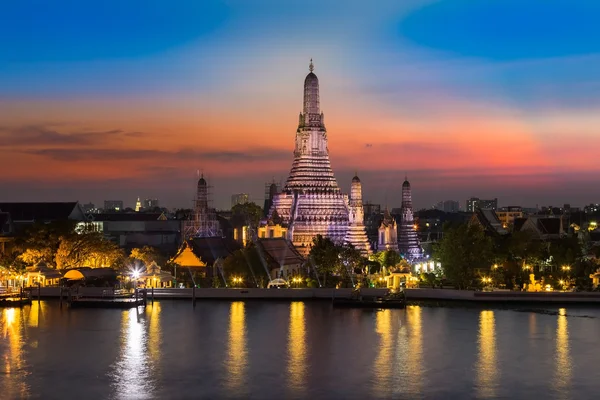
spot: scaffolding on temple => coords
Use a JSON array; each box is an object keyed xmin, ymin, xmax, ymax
[
  {"xmin": 263, "ymin": 180, "xmax": 281, "ymax": 217},
  {"xmin": 183, "ymin": 173, "xmax": 223, "ymax": 239}
]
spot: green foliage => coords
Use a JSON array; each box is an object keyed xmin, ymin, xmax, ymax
[
  {"xmin": 130, "ymin": 246, "xmax": 166, "ymax": 267},
  {"xmin": 222, "ymin": 243, "xmax": 267, "ymax": 282},
  {"xmin": 434, "ymin": 223, "xmax": 494, "ymax": 289},
  {"xmin": 231, "ymin": 202, "xmax": 263, "ymax": 229},
  {"xmin": 309, "ymin": 235, "xmax": 341, "ymax": 287}
]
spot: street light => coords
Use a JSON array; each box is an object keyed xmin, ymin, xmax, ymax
[{"xmin": 561, "ymin": 265, "xmax": 571, "ymax": 272}]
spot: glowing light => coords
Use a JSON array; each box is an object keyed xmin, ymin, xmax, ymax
[
  {"xmin": 287, "ymin": 302, "xmax": 306, "ymax": 393},
  {"xmin": 477, "ymin": 310, "xmax": 498, "ymax": 398},
  {"xmin": 554, "ymin": 308, "xmax": 571, "ymax": 396},
  {"xmin": 226, "ymin": 302, "xmax": 247, "ymax": 393}
]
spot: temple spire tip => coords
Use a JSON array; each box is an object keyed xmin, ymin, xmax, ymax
[{"xmin": 309, "ymin": 58, "xmax": 314, "ymax": 72}]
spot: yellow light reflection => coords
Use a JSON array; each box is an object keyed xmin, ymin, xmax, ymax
[
  {"xmin": 26, "ymin": 300, "xmax": 46, "ymax": 328},
  {"xmin": 373, "ymin": 309, "xmax": 392, "ymax": 398},
  {"xmin": 405, "ymin": 305, "xmax": 423, "ymax": 395},
  {"xmin": 287, "ymin": 301, "xmax": 306, "ymax": 393},
  {"xmin": 476, "ymin": 310, "xmax": 498, "ymax": 399},
  {"xmin": 1, "ymin": 307, "xmax": 29, "ymax": 397},
  {"xmin": 554, "ymin": 308, "xmax": 571, "ymax": 397},
  {"xmin": 111, "ymin": 309, "xmax": 154, "ymax": 396},
  {"xmin": 226, "ymin": 301, "xmax": 247, "ymax": 393},
  {"xmin": 147, "ymin": 302, "xmax": 162, "ymax": 364}
]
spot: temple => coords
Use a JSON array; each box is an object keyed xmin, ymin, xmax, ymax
[
  {"xmin": 378, "ymin": 207, "xmax": 399, "ymax": 252},
  {"xmin": 344, "ymin": 175, "xmax": 372, "ymax": 256},
  {"xmin": 184, "ymin": 174, "xmax": 222, "ymax": 239},
  {"xmin": 397, "ymin": 177, "xmax": 422, "ymax": 260},
  {"xmin": 267, "ymin": 60, "xmax": 351, "ymax": 255}
]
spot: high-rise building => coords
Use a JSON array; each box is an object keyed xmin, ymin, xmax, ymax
[
  {"xmin": 135, "ymin": 197, "xmax": 142, "ymax": 212},
  {"xmin": 434, "ymin": 200, "xmax": 460, "ymax": 213},
  {"xmin": 466, "ymin": 197, "xmax": 498, "ymax": 212},
  {"xmin": 398, "ymin": 178, "xmax": 422, "ymax": 260},
  {"xmin": 231, "ymin": 193, "xmax": 249, "ymax": 208},
  {"xmin": 143, "ymin": 198, "xmax": 160, "ymax": 209},
  {"xmin": 344, "ymin": 175, "xmax": 372, "ymax": 255},
  {"xmin": 103, "ymin": 200, "xmax": 123, "ymax": 212},
  {"xmin": 266, "ymin": 60, "xmax": 350, "ymax": 255}
]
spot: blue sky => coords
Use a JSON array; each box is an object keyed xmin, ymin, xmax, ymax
[{"xmin": 1, "ymin": 0, "xmax": 599, "ymax": 209}]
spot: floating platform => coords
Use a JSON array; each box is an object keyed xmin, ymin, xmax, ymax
[
  {"xmin": 69, "ymin": 298, "xmax": 146, "ymax": 309},
  {"xmin": 0, "ymin": 297, "xmax": 32, "ymax": 307}
]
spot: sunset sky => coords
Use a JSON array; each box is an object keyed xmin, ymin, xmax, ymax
[{"xmin": 2, "ymin": 0, "xmax": 600, "ymax": 210}]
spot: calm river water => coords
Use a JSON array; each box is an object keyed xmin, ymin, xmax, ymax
[{"xmin": 1, "ymin": 300, "xmax": 599, "ymax": 399}]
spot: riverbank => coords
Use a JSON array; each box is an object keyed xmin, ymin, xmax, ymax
[{"xmin": 24, "ymin": 287, "xmax": 600, "ymax": 304}]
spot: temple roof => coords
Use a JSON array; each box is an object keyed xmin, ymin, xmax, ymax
[{"xmin": 257, "ymin": 238, "xmax": 304, "ymax": 269}]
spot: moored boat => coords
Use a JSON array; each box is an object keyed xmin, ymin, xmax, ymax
[{"xmin": 333, "ymin": 290, "xmax": 406, "ymax": 309}]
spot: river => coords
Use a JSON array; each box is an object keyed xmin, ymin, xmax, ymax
[{"xmin": 1, "ymin": 301, "xmax": 599, "ymax": 399}]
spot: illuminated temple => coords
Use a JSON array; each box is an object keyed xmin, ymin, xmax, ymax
[
  {"xmin": 344, "ymin": 175, "xmax": 371, "ymax": 255},
  {"xmin": 398, "ymin": 177, "xmax": 422, "ymax": 260},
  {"xmin": 268, "ymin": 60, "xmax": 370, "ymax": 255}
]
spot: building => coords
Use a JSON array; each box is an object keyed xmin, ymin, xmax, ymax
[
  {"xmin": 584, "ymin": 204, "xmax": 600, "ymax": 214},
  {"xmin": 263, "ymin": 181, "xmax": 280, "ymax": 218},
  {"xmin": 184, "ymin": 174, "xmax": 222, "ymax": 239},
  {"xmin": 496, "ymin": 206, "xmax": 524, "ymax": 228},
  {"xmin": 82, "ymin": 202, "xmax": 99, "ymax": 214},
  {"xmin": 470, "ymin": 208, "xmax": 508, "ymax": 236},
  {"xmin": 434, "ymin": 200, "xmax": 460, "ymax": 213},
  {"xmin": 231, "ymin": 193, "xmax": 249, "ymax": 208},
  {"xmin": 256, "ymin": 238, "xmax": 305, "ymax": 280},
  {"xmin": 89, "ymin": 212, "xmax": 182, "ymax": 254},
  {"xmin": 0, "ymin": 212, "xmax": 14, "ymax": 254},
  {"xmin": 104, "ymin": 200, "xmax": 124, "ymax": 212},
  {"xmin": 135, "ymin": 197, "xmax": 142, "ymax": 212},
  {"xmin": 516, "ymin": 215, "xmax": 565, "ymax": 240},
  {"xmin": 171, "ymin": 237, "xmax": 240, "ymax": 280},
  {"xmin": 143, "ymin": 199, "xmax": 160, "ymax": 209},
  {"xmin": 397, "ymin": 178, "xmax": 422, "ymax": 260},
  {"xmin": 266, "ymin": 60, "xmax": 350, "ymax": 255},
  {"xmin": 466, "ymin": 197, "xmax": 498, "ymax": 212},
  {"xmin": 0, "ymin": 202, "xmax": 87, "ymax": 231},
  {"xmin": 378, "ymin": 208, "xmax": 398, "ymax": 252},
  {"xmin": 343, "ymin": 175, "xmax": 372, "ymax": 256}
]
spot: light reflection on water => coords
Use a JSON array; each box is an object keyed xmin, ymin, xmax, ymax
[
  {"xmin": 476, "ymin": 310, "xmax": 498, "ymax": 399},
  {"xmin": 226, "ymin": 301, "xmax": 247, "ymax": 394},
  {"xmin": 373, "ymin": 309, "xmax": 393, "ymax": 398},
  {"xmin": 287, "ymin": 301, "xmax": 306, "ymax": 393},
  {"xmin": 0, "ymin": 301, "xmax": 598, "ymax": 399},
  {"xmin": 554, "ymin": 308, "xmax": 571, "ymax": 399},
  {"xmin": 1, "ymin": 307, "xmax": 29, "ymax": 398},
  {"xmin": 404, "ymin": 305, "xmax": 423, "ymax": 395},
  {"xmin": 110, "ymin": 307, "xmax": 157, "ymax": 400}
]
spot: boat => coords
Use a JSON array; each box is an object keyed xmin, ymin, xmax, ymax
[
  {"xmin": 0, "ymin": 297, "xmax": 32, "ymax": 307},
  {"xmin": 333, "ymin": 290, "xmax": 406, "ymax": 309}
]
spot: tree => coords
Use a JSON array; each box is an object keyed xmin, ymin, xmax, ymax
[
  {"xmin": 222, "ymin": 244, "xmax": 268, "ymax": 286},
  {"xmin": 434, "ymin": 223, "xmax": 494, "ymax": 289},
  {"xmin": 309, "ymin": 235, "xmax": 341, "ymax": 287},
  {"xmin": 231, "ymin": 202, "xmax": 263, "ymax": 230},
  {"xmin": 130, "ymin": 246, "xmax": 166, "ymax": 267},
  {"xmin": 55, "ymin": 231, "xmax": 125, "ymax": 270}
]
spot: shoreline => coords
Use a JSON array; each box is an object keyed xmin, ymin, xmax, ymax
[{"xmin": 20, "ymin": 287, "xmax": 600, "ymax": 305}]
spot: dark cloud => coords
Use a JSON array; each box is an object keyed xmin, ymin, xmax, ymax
[
  {"xmin": 0, "ymin": 125, "xmax": 133, "ymax": 147},
  {"xmin": 23, "ymin": 147, "xmax": 291, "ymax": 163}
]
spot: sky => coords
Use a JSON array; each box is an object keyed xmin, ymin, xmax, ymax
[{"xmin": 1, "ymin": 0, "xmax": 600, "ymax": 211}]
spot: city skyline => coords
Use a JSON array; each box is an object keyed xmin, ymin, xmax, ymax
[{"xmin": 2, "ymin": 0, "xmax": 600, "ymax": 210}]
